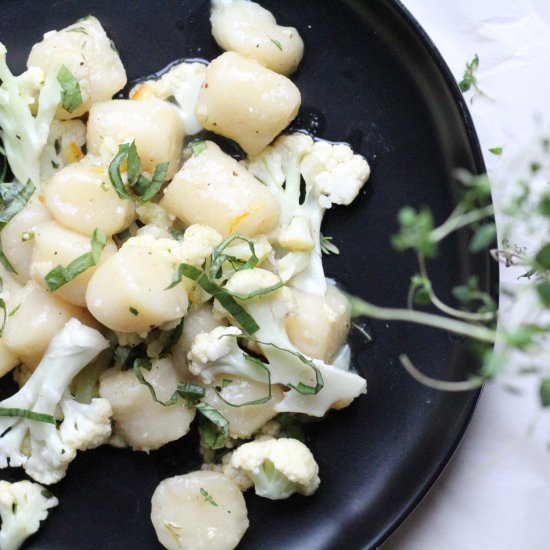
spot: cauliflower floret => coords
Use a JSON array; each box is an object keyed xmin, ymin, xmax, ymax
[
  {"xmin": 0, "ymin": 42, "xmax": 60, "ymax": 187},
  {"xmin": 229, "ymin": 437, "xmax": 319, "ymax": 499},
  {"xmin": 244, "ymin": 133, "xmax": 370, "ymax": 295},
  {"xmin": 180, "ymin": 224, "xmax": 223, "ymax": 267},
  {"xmin": 135, "ymin": 202, "xmax": 175, "ymax": 232},
  {"xmin": 0, "ymin": 319, "xmax": 109, "ymax": 484},
  {"xmin": 189, "ymin": 326, "xmax": 242, "ymax": 366},
  {"xmin": 39, "ymin": 119, "xmax": 87, "ymax": 178},
  {"xmin": 301, "ymin": 140, "xmax": 371, "ymax": 206},
  {"xmin": 130, "ymin": 61, "xmax": 206, "ymax": 135},
  {"xmin": 188, "ymin": 325, "xmax": 271, "ymax": 386},
  {"xmin": 59, "ymin": 394, "xmax": 113, "ymax": 450},
  {"xmin": 121, "ymin": 224, "xmax": 222, "ymax": 269},
  {"xmin": 0, "ymin": 480, "xmax": 58, "ymax": 550},
  {"xmin": 212, "ymin": 268, "xmax": 367, "ymax": 417}
]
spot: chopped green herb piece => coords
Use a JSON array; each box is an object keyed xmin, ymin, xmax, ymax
[
  {"xmin": 196, "ymin": 404, "xmax": 229, "ymax": 449},
  {"xmin": 108, "ymin": 142, "xmax": 168, "ymax": 202},
  {"xmin": 129, "ymin": 306, "xmax": 139, "ymax": 316},
  {"xmin": 190, "ymin": 141, "xmax": 207, "ymax": 156},
  {"xmin": 489, "ymin": 147, "xmax": 503, "ymax": 155},
  {"xmin": 8, "ymin": 304, "xmax": 20, "ymax": 317},
  {"xmin": 0, "ymin": 408, "xmax": 56, "ymax": 424},
  {"xmin": 57, "ymin": 65, "xmax": 83, "ymax": 113},
  {"xmin": 44, "ymin": 228, "xmax": 107, "ymax": 291},
  {"xmin": 66, "ymin": 26, "xmax": 88, "ymax": 35},
  {"xmin": 21, "ymin": 231, "xmax": 34, "ymax": 242},
  {"xmin": 176, "ymin": 381, "xmax": 205, "ymax": 407},
  {"xmin": 167, "ymin": 263, "xmax": 261, "ymax": 333},
  {"xmin": 268, "ymin": 36, "xmax": 283, "ymax": 51},
  {"xmin": 200, "ymin": 488, "xmax": 218, "ymax": 507}
]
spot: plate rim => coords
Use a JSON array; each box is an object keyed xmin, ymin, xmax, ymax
[{"xmin": 373, "ymin": 1, "xmax": 494, "ymax": 546}]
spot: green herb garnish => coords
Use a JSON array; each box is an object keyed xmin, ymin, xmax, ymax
[
  {"xmin": 44, "ymin": 228, "xmax": 107, "ymax": 291},
  {"xmin": 0, "ymin": 179, "xmax": 35, "ymax": 231},
  {"xmin": 190, "ymin": 141, "xmax": 207, "ymax": 156},
  {"xmin": 0, "ymin": 408, "xmax": 56, "ymax": 424},
  {"xmin": 268, "ymin": 36, "xmax": 283, "ymax": 51},
  {"xmin": 458, "ymin": 54, "xmax": 492, "ymax": 102},
  {"xmin": 200, "ymin": 488, "xmax": 218, "ymax": 507},
  {"xmin": 57, "ymin": 65, "xmax": 83, "ymax": 113},
  {"xmin": 108, "ymin": 142, "xmax": 168, "ymax": 202}
]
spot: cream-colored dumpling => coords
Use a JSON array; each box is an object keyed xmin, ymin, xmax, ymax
[
  {"xmin": 86, "ymin": 244, "xmax": 188, "ymax": 333},
  {"xmin": 204, "ymin": 375, "xmax": 284, "ymax": 439},
  {"xmin": 86, "ymin": 99, "xmax": 184, "ymax": 179},
  {"xmin": 171, "ymin": 303, "xmax": 227, "ymax": 379},
  {"xmin": 161, "ymin": 141, "xmax": 280, "ymax": 237},
  {"xmin": 3, "ymin": 281, "xmax": 97, "ymax": 369},
  {"xmin": 29, "ymin": 221, "xmax": 117, "ymax": 307},
  {"xmin": 98, "ymin": 359, "xmax": 195, "ymax": 452},
  {"xmin": 0, "ymin": 266, "xmax": 23, "ymax": 378},
  {"xmin": 151, "ymin": 470, "xmax": 249, "ymax": 550},
  {"xmin": 1, "ymin": 194, "xmax": 52, "ymax": 284},
  {"xmin": 44, "ymin": 157, "xmax": 135, "ymax": 237},
  {"xmin": 286, "ymin": 285, "xmax": 352, "ymax": 362},
  {"xmin": 195, "ymin": 52, "xmax": 301, "ymax": 155},
  {"xmin": 27, "ymin": 16, "xmax": 127, "ymax": 119},
  {"xmin": 211, "ymin": 0, "xmax": 304, "ymax": 75}
]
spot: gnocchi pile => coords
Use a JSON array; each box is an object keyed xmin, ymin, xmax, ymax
[{"xmin": 0, "ymin": 1, "xmax": 370, "ymax": 548}]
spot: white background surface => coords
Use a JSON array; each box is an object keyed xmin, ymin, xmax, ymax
[{"xmin": 385, "ymin": 1, "xmax": 550, "ymax": 549}]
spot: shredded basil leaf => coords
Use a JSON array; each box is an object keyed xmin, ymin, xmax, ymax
[
  {"xmin": 108, "ymin": 144, "xmax": 134, "ymax": 200},
  {"xmin": 157, "ymin": 317, "xmax": 185, "ymax": 358},
  {"xmin": 177, "ymin": 380, "xmax": 205, "ymax": 407},
  {"xmin": 0, "ymin": 407, "xmax": 56, "ymax": 424},
  {"xmin": 167, "ymin": 263, "xmax": 260, "ymax": 333},
  {"xmin": 132, "ymin": 357, "xmax": 180, "ymax": 406},
  {"xmin": 257, "ymin": 338, "xmax": 324, "ymax": 395},
  {"xmin": 108, "ymin": 143, "xmax": 168, "ymax": 202},
  {"xmin": 126, "ymin": 142, "xmax": 141, "ymax": 186},
  {"xmin": 44, "ymin": 228, "xmax": 107, "ymax": 291},
  {"xmin": 209, "ymin": 234, "xmax": 260, "ymax": 278},
  {"xmin": 57, "ymin": 65, "xmax": 83, "ymax": 113},
  {"xmin": 196, "ymin": 403, "xmax": 229, "ymax": 449},
  {"xmin": 0, "ymin": 179, "xmax": 35, "ymax": 231},
  {"xmin": 213, "ymin": 354, "xmax": 272, "ymax": 407}
]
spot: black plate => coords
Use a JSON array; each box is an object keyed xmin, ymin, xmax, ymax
[{"xmin": 0, "ymin": 1, "xmax": 492, "ymax": 549}]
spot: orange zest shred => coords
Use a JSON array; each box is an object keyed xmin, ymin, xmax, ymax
[
  {"xmin": 38, "ymin": 194, "xmax": 45, "ymax": 204},
  {"xmin": 63, "ymin": 142, "xmax": 84, "ymax": 165},
  {"xmin": 130, "ymin": 82, "xmax": 151, "ymax": 100},
  {"xmin": 228, "ymin": 211, "xmax": 251, "ymax": 234}
]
